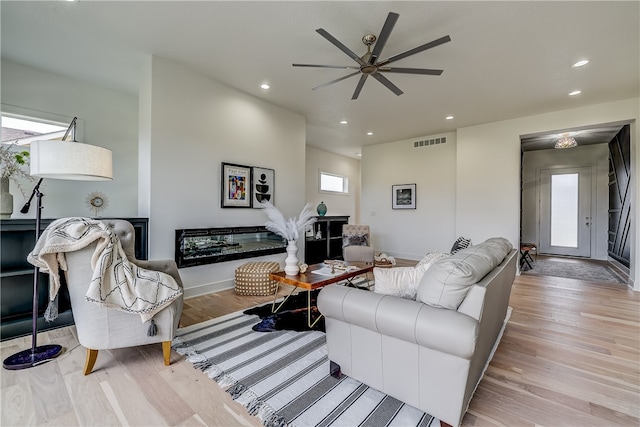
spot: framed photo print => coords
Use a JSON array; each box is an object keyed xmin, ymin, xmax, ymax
[
  {"xmin": 252, "ymin": 167, "xmax": 275, "ymax": 209},
  {"xmin": 392, "ymin": 183, "xmax": 416, "ymax": 209},
  {"xmin": 221, "ymin": 163, "xmax": 252, "ymax": 208}
]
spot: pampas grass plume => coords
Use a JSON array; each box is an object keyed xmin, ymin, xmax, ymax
[{"xmin": 261, "ymin": 201, "xmax": 316, "ymax": 242}]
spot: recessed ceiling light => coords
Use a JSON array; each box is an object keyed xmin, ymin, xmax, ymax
[
  {"xmin": 367, "ymin": 132, "xmax": 373, "ymax": 136},
  {"xmin": 569, "ymin": 90, "xmax": 582, "ymax": 96},
  {"xmin": 445, "ymin": 115, "xmax": 454, "ymax": 120},
  {"xmin": 260, "ymin": 83, "xmax": 270, "ymax": 90},
  {"xmin": 572, "ymin": 59, "xmax": 589, "ymax": 67},
  {"xmin": 340, "ymin": 120, "xmax": 348, "ymax": 124},
  {"xmin": 356, "ymin": 153, "xmax": 362, "ymax": 157}
]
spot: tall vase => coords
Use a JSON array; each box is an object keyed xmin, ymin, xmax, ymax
[
  {"xmin": 0, "ymin": 177, "xmax": 13, "ymax": 219},
  {"xmin": 284, "ymin": 240, "xmax": 300, "ymax": 275}
]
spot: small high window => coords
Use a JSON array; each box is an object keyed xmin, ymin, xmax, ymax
[
  {"xmin": 320, "ymin": 171, "xmax": 348, "ymax": 194},
  {"xmin": 2, "ymin": 115, "xmax": 67, "ymax": 145}
]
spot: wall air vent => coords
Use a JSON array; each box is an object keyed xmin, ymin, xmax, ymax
[{"xmin": 413, "ymin": 137, "xmax": 447, "ymax": 148}]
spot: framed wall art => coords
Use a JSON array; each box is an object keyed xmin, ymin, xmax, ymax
[
  {"xmin": 251, "ymin": 166, "xmax": 275, "ymax": 209},
  {"xmin": 221, "ymin": 163, "xmax": 252, "ymax": 208},
  {"xmin": 392, "ymin": 183, "xmax": 416, "ymax": 209}
]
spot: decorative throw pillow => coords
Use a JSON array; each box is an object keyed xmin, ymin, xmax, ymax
[
  {"xmin": 450, "ymin": 236, "xmax": 472, "ymax": 254},
  {"xmin": 373, "ymin": 263, "xmax": 431, "ymax": 300},
  {"xmin": 416, "ymin": 251, "xmax": 451, "ymax": 268},
  {"xmin": 342, "ymin": 233, "xmax": 368, "ymax": 248}
]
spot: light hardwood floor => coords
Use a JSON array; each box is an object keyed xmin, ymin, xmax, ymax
[{"xmin": 1, "ymin": 260, "xmax": 638, "ymax": 426}]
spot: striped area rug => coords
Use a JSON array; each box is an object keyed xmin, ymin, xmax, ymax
[{"xmin": 172, "ymin": 309, "xmax": 437, "ymax": 427}]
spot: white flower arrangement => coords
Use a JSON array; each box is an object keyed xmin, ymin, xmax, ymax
[{"xmin": 261, "ymin": 201, "xmax": 317, "ymax": 242}]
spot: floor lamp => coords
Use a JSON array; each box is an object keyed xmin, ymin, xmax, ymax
[{"xmin": 2, "ymin": 117, "xmax": 112, "ymax": 370}]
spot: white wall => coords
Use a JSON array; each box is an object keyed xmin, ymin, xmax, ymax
[
  {"xmin": 140, "ymin": 56, "xmax": 306, "ymax": 297},
  {"xmin": 1, "ymin": 60, "xmax": 138, "ymax": 218},
  {"xmin": 305, "ymin": 146, "xmax": 360, "ymax": 222},
  {"xmin": 455, "ymin": 123, "xmax": 522, "ymax": 247},
  {"xmin": 359, "ymin": 98, "xmax": 638, "ymax": 289},
  {"xmin": 361, "ymin": 132, "xmax": 457, "ymax": 260},
  {"xmin": 1, "ymin": 58, "xmax": 307, "ymax": 298},
  {"xmin": 522, "ymin": 144, "xmax": 610, "ymax": 260},
  {"xmin": 456, "ymin": 98, "xmax": 639, "ymax": 289}
]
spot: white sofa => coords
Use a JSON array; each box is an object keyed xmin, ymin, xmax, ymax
[{"xmin": 317, "ymin": 238, "xmax": 517, "ymax": 427}]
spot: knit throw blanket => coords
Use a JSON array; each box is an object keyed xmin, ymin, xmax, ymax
[{"xmin": 27, "ymin": 217, "xmax": 183, "ymax": 323}]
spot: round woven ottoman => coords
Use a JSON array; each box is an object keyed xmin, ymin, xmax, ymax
[{"xmin": 234, "ymin": 261, "xmax": 281, "ymax": 296}]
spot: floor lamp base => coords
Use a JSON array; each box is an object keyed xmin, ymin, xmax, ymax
[{"xmin": 2, "ymin": 344, "xmax": 63, "ymax": 370}]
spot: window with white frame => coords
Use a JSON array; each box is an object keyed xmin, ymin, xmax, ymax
[
  {"xmin": 319, "ymin": 171, "xmax": 349, "ymax": 194},
  {"xmin": 2, "ymin": 115, "xmax": 68, "ymax": 145}
]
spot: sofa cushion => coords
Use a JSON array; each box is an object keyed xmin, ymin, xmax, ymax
[
  {"xmin": 416, "ymin": 251, "xmax": 451, "ymax": 268},
  {"xmin": 374, "ymin": 252, "xmax": 450, "ymax": 300},
  {"xmin": 417, "ymin": 237, "xmax": 512, "ymax": 309},
  {"xmin": 374, "ymin": 264, "xmax": 428, "ymax": 300}
]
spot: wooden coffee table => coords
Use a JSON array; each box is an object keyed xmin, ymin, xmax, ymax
[{"xmin": 269, "ymin": 262, "xmax": 374, "ymax": 328}]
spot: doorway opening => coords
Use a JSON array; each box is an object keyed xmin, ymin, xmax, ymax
[{"xmin": 519, "ymin": 121, "xmax": 632, "ymax": 284}]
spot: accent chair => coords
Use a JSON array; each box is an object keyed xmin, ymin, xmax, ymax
[
  {"xmin": 342, "ymin": 224, "xmax": 374, "ymax": 264},
  {"xmin": 63, "ymin": 219, "xmax": 184, "ymax": 375}
]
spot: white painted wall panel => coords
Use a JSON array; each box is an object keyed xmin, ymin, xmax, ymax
[
  {"xmin": 305, "ymin": 146, "xmax": 360, "ymax": 222},
  {"xmin": 142, "ymin": 56, "xmax": 306, "ymax": 296},
  {"xmin": 361, "ymin": 133, "xmax": 457, "ymax": 260}
]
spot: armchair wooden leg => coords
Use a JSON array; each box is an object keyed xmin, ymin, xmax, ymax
[
  {"xmin": 83, "ymin": 349, "xmax": 99, "ymax": 375},
  {"xmin": 162, "ymin": 341, "xmax": 171, "ymax": 366}
]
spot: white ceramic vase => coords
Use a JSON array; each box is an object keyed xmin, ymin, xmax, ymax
[
  {"xmin": 284, "ymin": 240, "xmax": 300, "ymax": 275},
  {"xmin": 0, "ymin": 177, "xmax": 13, "ymax": 219}
]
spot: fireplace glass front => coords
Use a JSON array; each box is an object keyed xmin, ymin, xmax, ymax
[{"xmin": 175, "ymin": 226, "xmax": 286, "ymax": 268}]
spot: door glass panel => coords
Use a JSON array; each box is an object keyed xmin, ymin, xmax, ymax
[{"xmin": 550, "ymin": 173, "xmax": 578, "ymax": 247}]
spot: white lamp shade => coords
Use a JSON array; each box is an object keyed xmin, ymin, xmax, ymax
[{"xmin": 30, "ymin": 140, "xmax": 113, "ymax": 181}]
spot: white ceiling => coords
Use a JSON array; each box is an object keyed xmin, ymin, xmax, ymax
[{"xmin": 1, "ymin": 1, "xmax": 638, "ymax": 158}]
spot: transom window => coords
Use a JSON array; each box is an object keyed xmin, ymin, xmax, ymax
[
  {"xmin": 2, "ymin": 115, "xmax": 67, "ymax": 145},
  {"xmin": 319, "ymin": 171, "xmax": 349, "ymax": 194}
]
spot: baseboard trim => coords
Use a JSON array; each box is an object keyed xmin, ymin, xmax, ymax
[
  {"xmin": 608, "ymin": 256, "xmax": 630, "ymax": 274},
  {"xmin": 184, "ymin": 279, "xmax": 234, "ymax": 299}
]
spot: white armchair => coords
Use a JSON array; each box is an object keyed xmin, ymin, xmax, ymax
[{"xmin": 63, "ymin": 220, "xmax": 184, "ymax": 375}]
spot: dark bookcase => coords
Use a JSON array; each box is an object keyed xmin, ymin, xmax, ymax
[
  {"xmin": 1, "ymin": 218, "xmax": 148, "ymax": 341},
  {"xmin": 304, "ymin": 216, "xmax": 349, "ymax": 265}
]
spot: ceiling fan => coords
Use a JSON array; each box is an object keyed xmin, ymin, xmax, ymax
[{"xmin": 293, "ymin": 12, "xmax": 451, "ymax": 100}]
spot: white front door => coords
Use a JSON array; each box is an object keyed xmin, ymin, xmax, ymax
[{"xmin": 539, "ymin": 167, "xmax": 592, "ymax": 257}]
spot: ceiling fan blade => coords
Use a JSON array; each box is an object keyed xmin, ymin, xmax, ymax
[
  {"xmin": 378, "ymin": 67, "xmax": 443, "ymax": 75},
  {"xmin": 312, "ymin": 71, "xmax": 361, "ymax": 91},
  {"xmin": 371, "ymin": 73, "xmax": 403, "ymax": 96},
  {"xmin": 370, "ymin": 12, "xmax": 399, "ymax": 64},
  {"xmin": 293, "ymin": 63, "xmax": 359, "ymax": 70},
  {"xmin": 316, "ymin": 28, "xmax": 367, "ymax": 66},
  {"xmin": 351, "ymin": 75, "xmax": 369, "ymax": 100},
  {"xmin": 377, "ymin": 35, "xmax": 451, "ymax": 66}
]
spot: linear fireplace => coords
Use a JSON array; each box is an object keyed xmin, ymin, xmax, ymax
[{"xmin": 175, "ymin": 226, "xmax": 286, "ymax": 268}]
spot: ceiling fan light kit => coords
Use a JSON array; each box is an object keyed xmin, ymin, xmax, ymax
[{"xmin": 293, "ymin": 12, "xmax": 451, "ymax": 100}]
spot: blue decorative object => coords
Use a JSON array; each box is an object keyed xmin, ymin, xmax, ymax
[{"xmin": 317, "ymin": 201, "xmax": 327, "ymax": 216}]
